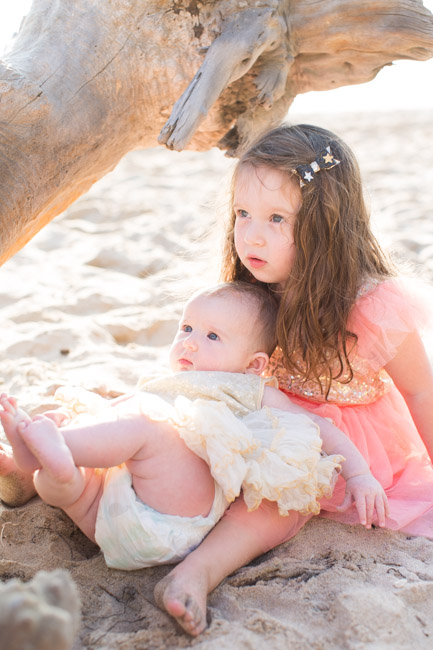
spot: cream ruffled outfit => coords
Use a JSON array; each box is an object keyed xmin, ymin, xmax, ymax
[{"xmin": 55, "ymin": 371, "xmax": 343, "ymax": 569}]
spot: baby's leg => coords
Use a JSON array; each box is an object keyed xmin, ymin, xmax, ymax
[
  {"xmin": 0, "ymin": 394, "xmax": 40, "ymax": 473},
  {"xmin": 18, "ymin": 415, "xmax": 86, "ymax": 508},
  {"xmin": 17, "ymin": 413, "xmax": 104, "ymax": 541},
  {"xmin": 59, "ymin": 410, "xmax": 215, "ymax": 518},
  {"xmin": 1, "ymin": 394, "xmax": 80, "ymax": 496},
  {"xmin": 1, "ymin": 395, "xmax": 103, "ymax": 539},
  {"xmin": 0, "ymin": 398, "xmax": 74, "ymax": 507}
]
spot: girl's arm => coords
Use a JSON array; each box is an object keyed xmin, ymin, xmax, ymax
[
  {"xmin": 262, "ymin": 385, "xmax": 371, "ymax": 477},
  {"xmin": 262, "ymin": 386, "xmax": 389, "ymax": 527},
  {"xmin": 384, "ymin": 329, "xmax": 433, "ymax": 462}
]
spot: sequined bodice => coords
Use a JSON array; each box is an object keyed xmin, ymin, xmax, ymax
[{"xmin": 267, "ymin": 347, "xmax": 392, "ymax": 405}]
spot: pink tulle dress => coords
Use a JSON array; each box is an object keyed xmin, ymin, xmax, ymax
[{"xmin": 267, "ymin": 277, "xmax": 433, "ymax": 540}]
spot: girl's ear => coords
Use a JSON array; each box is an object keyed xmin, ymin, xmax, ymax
[{"xmin": 245, "ymin": 352, "xmax": 269, "ymax": 376}]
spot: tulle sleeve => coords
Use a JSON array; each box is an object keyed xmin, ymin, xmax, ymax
[{"xmin": 349, "ymin": 277, "xmax": 433, "ymax": 371}]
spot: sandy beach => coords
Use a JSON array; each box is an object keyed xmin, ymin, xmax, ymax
[{"xmin": 1, "ymin": 109, "xmax": 433, "ymax": 649}]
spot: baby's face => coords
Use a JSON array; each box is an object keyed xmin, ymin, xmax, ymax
[{"xmin": 169, "ymin": 293, "xmax": 257, "ymax": 374}]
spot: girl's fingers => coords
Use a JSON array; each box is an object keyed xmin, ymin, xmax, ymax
[
  {"xmin": 335, "ymin": 492, "xmax": 352, "ymax": 512},
  {"xmin": 355, "ymin": 497, "xmax": 366, "ymax": 526},
  {"xmin": 365, "ymin": 495, "xmax": 375, "ymax": 528},
  {"xmin": 336, "ymin": 481, "xmax": 389, "ymax": 530},
  {"xmin": 374, "ymin": 496, "xmax": 386, "ymax": 527},
  {"xmin": 383, "ymin": 493, "xmax": 390, "ymax": 517},
  {"xmin": 377, "ymin": 493, "xmax": 390, "ymax": 526}
]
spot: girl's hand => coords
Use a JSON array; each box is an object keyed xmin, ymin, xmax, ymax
[{"xmin": 336, "ymin": 474, "xmax": 389, "ymax": 529}]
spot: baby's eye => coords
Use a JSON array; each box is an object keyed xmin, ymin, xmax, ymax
[
  {"xmin": 271, "ymin": 214, "xmax": 284, "ymax": 223},
  {"xmin": 182, "ymin": 324, "xmax": 192, "ymax": 332},
  {"xmin": 235, "ymin": 209, "xmax": 249, "ymax": 219},
  {"xmin": 207, "ymin": 332, "xmax": 219, "ymax": 341}
]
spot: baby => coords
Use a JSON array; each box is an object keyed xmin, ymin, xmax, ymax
[{"xmin": 0, "ymin": 282, "xmax": 386, "ymax": 571}]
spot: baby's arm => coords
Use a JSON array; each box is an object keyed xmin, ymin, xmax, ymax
[
  {"xmin": 262, "ymin": 386, "xmax": 389, "ymax": 528},
  {"xmin": 43, "ymin": 392, "xmax": 135, "ymax": 426},
  {"xmin": 107, "ymin": 393, "xmax": 135, "ymax": 406},
  {"xmin": 385, "ymin": 330, "xmax": 433, "ymax": 462}
]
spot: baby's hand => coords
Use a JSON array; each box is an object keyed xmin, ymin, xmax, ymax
[
  {"xmin": 42, "ymin": 408, "xmax": 71, "ymax": 427},
  {"xmin": 336, "ymin": 473, "xmax": 389, "ymax": 529}
]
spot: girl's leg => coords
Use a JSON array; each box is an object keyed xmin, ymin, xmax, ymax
[{"xmin": 154, "ymin": 497, "xmax": 312, "ymax": 636}]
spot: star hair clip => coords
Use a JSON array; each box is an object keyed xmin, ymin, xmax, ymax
[{"xmin": 293, "ymin": 145, "xmax": 340, "ymax": 187}]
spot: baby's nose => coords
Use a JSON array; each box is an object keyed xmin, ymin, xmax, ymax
[{"xmin": 183, "ymin": 334, "xmax": 198, "ymax": 350}]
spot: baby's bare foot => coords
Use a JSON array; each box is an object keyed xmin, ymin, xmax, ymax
[
  {"xmin": 154, "ymin": 572, "xmax": 208, "ymax": 636},
  {"xmin": 0, "ymin": 443, "xmax": 36, "ymax": 506},
  {"xmin": 0, "ymin": 394, "xmax": 40, "ymax": 473},
  {"xmin": 18, "ymin": 416, "xmax": 77, "ymax": 485}
]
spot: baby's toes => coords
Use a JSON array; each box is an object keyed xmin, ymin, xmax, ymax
[
  {"xmin": 0, "ymin": 397, "xmax": 17, "ymax": 416},
  {"xmin": 0, "ymin": 411, "xmax": 12, "ymax": 427},
  {"xmin": 0, "ymin": 408, "xmax": 17, "ymax": 425}
]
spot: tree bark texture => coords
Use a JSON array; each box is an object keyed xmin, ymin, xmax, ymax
[{"xmin": 0, "ymin": 0, "xmax": 432, "ymax": 263}]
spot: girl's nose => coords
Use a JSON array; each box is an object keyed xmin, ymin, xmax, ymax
[{"xmin": 244, "ymin": 221, "xmax": 265, "ymax": 246}]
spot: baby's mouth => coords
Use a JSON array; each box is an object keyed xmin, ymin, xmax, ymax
[{"xmin": 178, "ymin": 358, "xmax": 193, "ymax": 369}]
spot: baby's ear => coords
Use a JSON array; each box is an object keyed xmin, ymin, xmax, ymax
[{"xmin": 246, "ymin": 352, "xmax": 269, "ymax": 376}]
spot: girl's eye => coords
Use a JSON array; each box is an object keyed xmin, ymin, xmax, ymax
[
  {"xmin": 182, "ymin": 325, "xmax": 192, "ymax": 332},
  {"xmin": 207, "ymin": 332, "xmax": 219, "ymax": 341},
  {"xmin": 271, "ymin": 214, "xmax": 284, "ymax": 223},
  {"xmin": 236, "ymin": 209, "xmax": 249, "ymax": 219}
]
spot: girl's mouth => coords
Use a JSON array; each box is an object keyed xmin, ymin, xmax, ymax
[{"xmin": 247, "ymin": 256, "xmax": 266, "ymax": 269}]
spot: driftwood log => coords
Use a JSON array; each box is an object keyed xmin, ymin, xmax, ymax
[{"xmin": 0, "ymin": 0, "xmax": 432, "ymax": 264}]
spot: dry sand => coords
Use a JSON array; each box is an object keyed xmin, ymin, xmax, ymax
[{"xmin": 0, "ymin": 110, "xmax": 432, "ymax": 649}]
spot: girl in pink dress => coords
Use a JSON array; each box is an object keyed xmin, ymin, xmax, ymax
[{"xmin": 153, "ymin": 123, "xmax": 433, "ymax": 635}]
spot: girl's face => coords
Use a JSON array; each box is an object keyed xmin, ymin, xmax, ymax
[{"xmin": 233, "ymin": 165, "xmax": 302, "ymax": 288}]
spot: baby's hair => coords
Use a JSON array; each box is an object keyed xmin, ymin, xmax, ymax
[
  {"xmin": 221, "ymin": 123, "xmax": 395, "ymax": 396},
  {"xmin": 195, "ymin": 281, "xmax": 278, "ymax": 356}
]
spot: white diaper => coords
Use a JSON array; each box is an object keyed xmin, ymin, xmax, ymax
[{"xmin": 94, "ymin": 464, "xmax": 229, "ymax": 570}]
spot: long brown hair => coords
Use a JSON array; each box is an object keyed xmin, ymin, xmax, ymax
[{"xmin": 221, "ymin": 123, "xmax": 395, "ymax": 396}]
